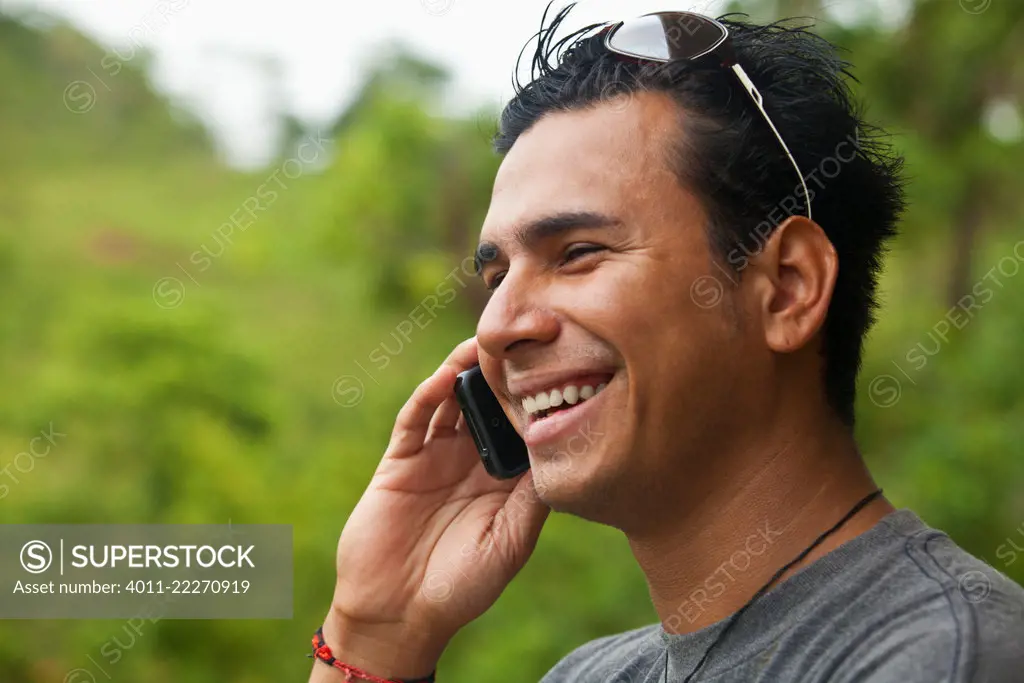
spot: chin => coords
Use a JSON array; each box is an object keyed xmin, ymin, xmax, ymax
[{"xmin": 528, "ymin": 454, "xmax": 626, "ymax": 526}]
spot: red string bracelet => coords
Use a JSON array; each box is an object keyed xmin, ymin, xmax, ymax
[{"xmin": 310, "ymin": 627, "xmax": 436, "ymax": 683}]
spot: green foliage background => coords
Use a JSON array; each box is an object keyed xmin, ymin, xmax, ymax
[{"xmin": 0, "ymin": 1, "xmax": 1022, "ymax": 681}]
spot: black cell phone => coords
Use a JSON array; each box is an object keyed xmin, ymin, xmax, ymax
[{"xmin": 453, "ymin": 365, "xmax": 530, "ymax": 479}]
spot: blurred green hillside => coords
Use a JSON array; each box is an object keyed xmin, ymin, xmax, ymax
[{"xmin": 0, "ymin": 1, "xmax": 1022, "ymax": 681}]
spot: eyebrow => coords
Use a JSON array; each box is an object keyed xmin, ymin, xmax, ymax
[{"xmin": 473, "ymin": 211, "xmax": 623, "ymax": 275}]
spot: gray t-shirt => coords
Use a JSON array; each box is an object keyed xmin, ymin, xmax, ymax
[{"xmin": 540, "ymin": 509, "xmax": 1024, "ymax": 682}]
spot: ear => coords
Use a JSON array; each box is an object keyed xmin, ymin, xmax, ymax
[{"xmin": 746, "ymin": 217, "xmax": 838, "ymax": 353}]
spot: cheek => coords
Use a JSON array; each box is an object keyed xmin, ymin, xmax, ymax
[
  {"xmin": 545, "ymin": 253, "xmax": 736, "ymax": 371},
  {"xmin": 549, "ymin": 261, "xmax": 659, "ymax": 327},
  {"xmin": 587, "ymin": 263, "xmax": 739, "ymax": 411},
  {"xmin": 566, "ymin": 259, "xmax": 721, "ymax": 351}
]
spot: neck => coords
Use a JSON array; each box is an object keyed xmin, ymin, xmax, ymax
[{"xmin": 626, "ymin": 414, "xmax": 894, "ymax": 635}]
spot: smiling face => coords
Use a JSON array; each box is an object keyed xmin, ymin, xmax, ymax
[{"xmin": 475, "ymin": 92, "xmax": 773, "ymax": 530}]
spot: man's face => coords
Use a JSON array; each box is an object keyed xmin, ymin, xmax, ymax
[{"xmin": 475, "ymin": 92, "xmax": 767, "ymax": 528}]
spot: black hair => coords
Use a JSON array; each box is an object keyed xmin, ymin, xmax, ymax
[{"xmin": 493, "ymin": 3, "xmax": 906, "ymax": 426}]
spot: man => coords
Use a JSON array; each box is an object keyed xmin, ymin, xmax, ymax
[{"xmin": 310, "ymin": 5, "xmax": 1024, "ymax": 682}]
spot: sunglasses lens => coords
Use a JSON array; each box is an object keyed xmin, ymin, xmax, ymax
[{"xmin": 607, "ymin": 13, "xmax": 726, "ymax": 61}]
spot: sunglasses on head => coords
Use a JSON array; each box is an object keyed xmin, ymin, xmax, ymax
[{"xmin": 602, "ymin": 12, "xmax": 812, "ymax": 221}]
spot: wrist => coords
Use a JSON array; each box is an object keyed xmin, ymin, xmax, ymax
[{"xmin": 321, "ymin": 606, "xmax": 447, "ymax": 681}]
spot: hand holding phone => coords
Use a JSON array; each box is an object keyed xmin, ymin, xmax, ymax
[
  {"xmin": 454, "ymin": 365, "xmax": 530, "ymax": 479},
  {"xmin": 323, "ymin": 338, "xmax": 549, "ymax": 682}
]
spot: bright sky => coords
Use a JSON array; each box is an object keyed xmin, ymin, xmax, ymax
[{"xmin": 3, "ymin": 0, "xmax": 911, "ymax": 167}]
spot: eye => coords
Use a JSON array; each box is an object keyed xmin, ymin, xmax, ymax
[{"xmin": 561, "ymin": 243, "xmax": 605, "ymax": 264}]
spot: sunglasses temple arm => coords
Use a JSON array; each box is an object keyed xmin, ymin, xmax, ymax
[{"xmin": 729, "ymin": 64, "xmax": 812, "ymax": 221}]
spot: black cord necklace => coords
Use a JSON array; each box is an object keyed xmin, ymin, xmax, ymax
[{"xmin": 661, "ymin": 488, "xmax": 884, "ymax": 683}]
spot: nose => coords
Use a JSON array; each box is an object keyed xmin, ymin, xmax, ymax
[{"xmin": 476, "ymin": 266, "xmax": 560, "ymax": 362}]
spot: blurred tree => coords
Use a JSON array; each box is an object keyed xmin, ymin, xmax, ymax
[
  {"xmin": 330, "ymin": 42, "xmax": 450, "ymax": 137},
  {"xmin": 0, "ymin": 10, "xmax": 214, "ymax": 169},
  {"xmin": 317, "ymin": 47, "xmax": 499, "ymax": 313},
  {"xmin": 869, "ymin": 0, "xmax": 1023, "ymax": 307}
]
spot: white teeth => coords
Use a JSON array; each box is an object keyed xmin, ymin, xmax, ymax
[
  {"xmin": 521, "ymin": 379, "xmax": 611, "ymax": 416},
  {"xmin": 549, "ymin": 389, "xmax": 563, "ymax": 407}
]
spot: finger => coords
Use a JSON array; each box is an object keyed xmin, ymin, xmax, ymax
[
  {"xmin": 493, "ymin": 471, "xmax": 550, "ymax": 568},
  {"xmin": 387, "ymin": 338, "xmax": 479, "ymax": 457},
  {"xmin": 439, "ymin": 335, "xmax": 479, "ymax": 375},
  {"xmin": 426, "ymin": 394, "xmax": 464, "ymax": 440},
  {"xmin": 427, "ymin": 336, "xmax": 482, "ymax": 441},
  {"xmin": 429, "ymin": 335, "xmax": 485, "ymax": 438}
]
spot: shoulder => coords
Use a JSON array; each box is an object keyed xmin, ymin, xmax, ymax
[
  {"xmin": 831, "ymin": 512, "xmax": 1024, "ymax": 682},
  {"xmin": 539, "ymin": 624, "xmax": 664, "ymax": 683}
]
